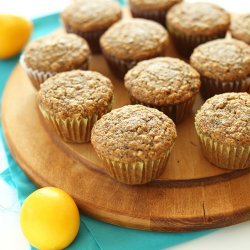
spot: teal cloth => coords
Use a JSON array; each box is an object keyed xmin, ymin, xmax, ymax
[{"xmin": 0, "ymin": 6, "xmax": 213, "ymax": 250}]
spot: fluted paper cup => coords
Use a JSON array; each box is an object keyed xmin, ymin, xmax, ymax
[
  {"xmin": 130, "ymin": 8, "xmax": 167, "ymax": 26},
  {"xmin": 99, "ymin": 148, "xmax": 173, "ymax": 185},
  {"xmin": 130, "ymin": 95, "xmax": 197, "ymax": 124},
  {"xmin": 64, "ymin": 23, "xmax": 106, "ymax": 53},
  {"xmin": 39, "ymin": 104, "xmax": 112, "ymax": 143},
  {"xmin": 167, "ymin": 24, "xmax": 227, "ymax": 57},
  {"xmin": 200, "ymin": 75, "xmax": 250, "ymax": 100},
  {"xmin": 20, "ymin": 55, "xmax": 89, "ymax": 90},
  {"xmin": 196, "ymin": 126, "xmax": 250, "ymax": 169}
]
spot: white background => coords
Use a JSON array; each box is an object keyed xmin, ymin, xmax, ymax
[{"xmin": 0, "ymin": 0, "xmax": 250, "ymax": 249}]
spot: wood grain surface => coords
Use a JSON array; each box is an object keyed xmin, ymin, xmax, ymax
[{"xmin": 1, "ymin": 12, "xmax": 250, "ymax": 231}]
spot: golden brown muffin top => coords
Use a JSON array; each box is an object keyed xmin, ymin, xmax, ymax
[
  {"xmin": 61, "ymin": 0, "xmax": 122, "ymax": 32},
  {"xmin": 129, "ymin": 0, "xmax": 182, "ymax": 11},
  {"xmin": 91, "ymin": 105, "xmax": 177, "ymax": 163},
  {"xmin": 167, "ymin": 2, "xmax": 230, "ymax": 36},
  {"xmin": 100, "ymin": 18, "xmax": 168, "ymax": 60},
  {"xmin": 231, "ymin": 14, "xmax": 250, "ymax": 45},
  {"xmin": 195, "ymin": 93, "xmax": 250, "ymax": 147},
  {"xmin": 190, "ymin": 39, "xmax": 250, "ymax": 81},
  {"xmin": 38, "ymin": 70, "xmax": 113, "ymax": 119},
  {"xmin": 23, "ymin": 33, "xmax": 90, "ymax": 72},
  {"xmin": 125, "ymin": 57, "xmax": 200, "ymax": 105}
]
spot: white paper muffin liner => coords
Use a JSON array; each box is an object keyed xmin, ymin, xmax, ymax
[
  {"xmin": 39, "ymin": 103, "xmax": 112, "ymax": 143},
  {"xmin": 20, "ymin": 55, "xmax": 89, "ymax": 90},
  {"xmin": 98, "ymin": 147, "xmax": 173, "ymax": 185},
  {"xmin": 130, "ymin": 95, "xmax": 197, "ymax": 124},
  {"xmin": 196, "ymin": 127, "xmax": 250, "ymax": 169},
  {"xmin": 200, "ymin": 75, "xmax": 250, "ymax": 99}
]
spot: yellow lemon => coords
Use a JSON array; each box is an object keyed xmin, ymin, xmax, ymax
[
  {"xmin": 20, "ymin": 187, "xmax": 80, "ymax": 250},
  {"xmin": 0, "ymin": 14, "xmax": 32, "ymax": 59}
]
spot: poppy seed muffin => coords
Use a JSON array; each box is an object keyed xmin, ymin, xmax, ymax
[
  {"xmin": 190, "ymin": 39, "xmax": 250, "ymax": 99},
  {"xmin": 129, "ymin": 0, "xmax": 182, "ymax": 26},
  {"xmin": 91, "ymin": 105, "xmax": 177, "ymax": 184},
  {"xmin": 125, "ymin": 57, "xmax": 200, "ymax": 123},
  {"xmin": 167, "ymin": 2, "xmax": 230, "ymax": 57},
  {"xmin": 230, "ymin": 14, "xmax": 250, "ymax": 45},
  {"xmin": 195, "ymin": 92, "xmax": 250, "ymax": 170},
  {"xmin": 38, "ymin": 70, "xmax": 113, "ymax": 143},
  {"xmin": 61, "ymin": 0, "xmax": 122, "ymax": 53},
  {"xmin": 100, "ymin": 18, "xmax": 169, "ymax": 78},
  {"xmin": 22, "ymin": 33, "xmax": 90, "ymax": 89}
]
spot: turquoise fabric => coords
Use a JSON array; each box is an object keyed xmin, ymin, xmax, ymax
[{"xmin": 0, "ymin": 6, "xmax": 213, "ymax": 250}]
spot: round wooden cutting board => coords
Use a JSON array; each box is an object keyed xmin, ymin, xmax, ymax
[{"xmin": 2, "ymin": 35, "xmax": 250, "ymax": 232}]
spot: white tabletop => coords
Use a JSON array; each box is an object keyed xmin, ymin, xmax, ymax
[{"xmin": 0, "ymin": 0, "xmax": 250, "ymax": 249}]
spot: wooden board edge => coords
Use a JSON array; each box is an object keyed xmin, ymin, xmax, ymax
[{"xmin": 2, "ymin": 116, "xmax": 250, "ymax": 232}]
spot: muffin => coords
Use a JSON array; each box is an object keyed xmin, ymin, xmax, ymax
[
  {"xmin": 100, "ymin": 18, "xmax": 169, "ymax": 78},
  {"xmin": 125, "ymin": 57, "xmax": 200, "ymax": 123},
  {"xmin": 91, "ymin": 105, "xmax": 177, "ymax": 184},
  {"xmin": 195, "ymin": 92, "xmax": 250, "ymax": 170},
  {"xmin": 37, "ymin": 70, "xmax": 113, "ymax": 143},
  {"xmin": 129, "ymin": 0, "xmax": 182, "ymax": 26},
  {"xmin": 61, "ymin": 0, "xmax": 122, "ymax": 53},
  {"xmin": 190, "ymin": 39, "xmax": 250, "ymax": 100},
  {"xmin": 167, "ymin": 2, "xmax": 230, "ymax": 57},
  {"xmin": 21, "ymin": 33, "xmax": 90, "ymax": 89},
  {"xmin": 230, "ymin": 14, "xmax": 250, "ymax": 45}
]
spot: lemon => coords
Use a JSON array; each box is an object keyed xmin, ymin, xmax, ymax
[
  {"xmin": 20, "ymin": 187, "xmax": 80, "ymax": 250},
  {"xmin": 0, "ymin": 14, "xmax": 32, "ymax": 59}
]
